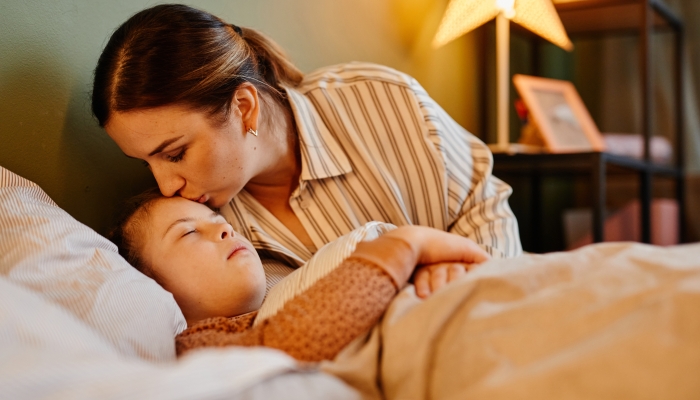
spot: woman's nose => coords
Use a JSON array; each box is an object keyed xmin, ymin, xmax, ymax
[{"xmin": 151, "ymin": 165, "xmax": 185, "ymax": 197}]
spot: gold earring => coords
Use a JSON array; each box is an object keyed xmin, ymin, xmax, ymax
[{"xmin": 247, "ymin": 128, "xmax": 258, "ymax": 137}]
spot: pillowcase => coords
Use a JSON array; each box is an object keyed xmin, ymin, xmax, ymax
[
  {"xmin": 0, "ymin": 276, "xmax": 357, "ymax": 400},
  {"xmin": 255, "ymin": 221, "xmax": 397, "ymax": 324},
  {"xmin": 0, "ymin": 166, "xmax": 187, "ymax": 362}
]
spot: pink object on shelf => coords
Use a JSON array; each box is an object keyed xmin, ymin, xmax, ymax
[
  {"xmin": 603, "ymin": 134, "xmax": 673, "ymax": 164},
  {"xmin": 565, "ymin": 199, "xmax": 679, "ymax": 250}
]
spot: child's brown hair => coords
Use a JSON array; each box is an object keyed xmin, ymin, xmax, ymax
[{"xmin": 107, "ymin": 187, "xmax": 165, "ymax": 281}]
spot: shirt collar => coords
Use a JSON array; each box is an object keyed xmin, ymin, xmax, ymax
[{"xmin": 284, "ymin": 86, "xmax": 352, "ymax": 181}]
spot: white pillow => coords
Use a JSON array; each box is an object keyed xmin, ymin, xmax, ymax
[
  {"xmin": 255, "ymin": 221, "xmax": 397, "ymax": 324},
  {"xmin": 0, "ymin": 166, "xmax": 187, "ymax": 362},
  {"xmin": 0, "ymin": 276, "xmax": 359, "ymax": 400}
]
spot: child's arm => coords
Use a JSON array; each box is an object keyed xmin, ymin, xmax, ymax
[{"xmin": 176, "ymin": 226, "xmax": 490, "ymax": 361}]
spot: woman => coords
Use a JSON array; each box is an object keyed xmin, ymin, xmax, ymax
[{"xmin": 92, "ymin": 4, "xmax": 522, "ymax": 274}]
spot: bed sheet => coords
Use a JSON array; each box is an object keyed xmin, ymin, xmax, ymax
[{"xmin": 322, "ymin": 241, "xmax": 700, "ymax": 399}]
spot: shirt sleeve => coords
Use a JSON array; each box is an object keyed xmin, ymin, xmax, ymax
[
  {"xmin": 412, "ymin": 80, "xmax": 523, "ymax": 259},
  {"xmin": 175, "ymin": 258, "xmax": 398, "ymax": 362}
]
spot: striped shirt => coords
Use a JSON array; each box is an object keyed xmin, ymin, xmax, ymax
[{"xmin": 221, "ymin": 62, "xmax": 522, "ymax": 268}]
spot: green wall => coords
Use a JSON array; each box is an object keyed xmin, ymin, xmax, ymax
[
  {"xmin": 0, "ymin": 0, "xmax": 478, "ymax": 235},
  {"xmin": 2, "ymin": 0, "xmax": 698, "ymax": 246}
]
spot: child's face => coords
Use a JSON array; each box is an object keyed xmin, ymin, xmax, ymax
[{"xmin": 140, "ymin": 196, "xmax": 266, "ymax": 323}]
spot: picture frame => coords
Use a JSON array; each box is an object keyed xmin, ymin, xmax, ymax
[{"xmin": 513, "ymin": 74, "xmax": 606, "ymax": 153}]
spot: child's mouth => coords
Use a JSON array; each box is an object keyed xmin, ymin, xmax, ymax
[{"xmin": 227, "ymin": 244, "xmax": 247, "ymax": 260}]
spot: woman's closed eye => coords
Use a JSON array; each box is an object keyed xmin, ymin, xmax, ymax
[{"xmin": 165, "ymin": 147, "xmax": 187, "ymax": 163}]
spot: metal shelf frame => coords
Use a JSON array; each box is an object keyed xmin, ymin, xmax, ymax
[
  {"xmin": 553, "ymin": 0, "xmax": 686, "ymax": 245},
  {"xmin": 493, "ymin": 151, "xmax": 682, "ymax": 252},
  {"xmin": 482, "ymin": 0, "xmax": 686, "ymax": 251}
]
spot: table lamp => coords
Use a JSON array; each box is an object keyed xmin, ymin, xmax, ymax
[{"xmin": 433, "ymin": 0, "xmax": 573, "ymax": 152}]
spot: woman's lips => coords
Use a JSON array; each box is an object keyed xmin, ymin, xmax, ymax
[{"xmin": 196, "ymin": 195, "xmax": 208, "ymax": 204}]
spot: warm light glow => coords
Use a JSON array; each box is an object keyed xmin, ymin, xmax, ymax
[
  {"xmin": 432, "ymin": 1, "xmax": 499, "ymax": 48},
  {"xmin": 433, "ymin": 0, "xmax": 573, "ymax": 51},
  {"xmin": 496, "ymin": 0, "xmax": 516, "ymax": 19},
  {"xmin": 512, "ymin": 0, "xmax": 573, "ymax": 50}
]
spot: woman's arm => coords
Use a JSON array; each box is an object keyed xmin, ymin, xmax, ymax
[
  {"xmin": 176, "ymin": 226, "xmax": 489, "ymax": 361},
  {"xmin": 412, "ymin": 80, "xmax": 523, "ymax": 259}
]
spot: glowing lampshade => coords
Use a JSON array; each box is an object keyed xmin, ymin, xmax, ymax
[
  {"xmin": 433, "ymin": 0, "xmax": 572, "ymax": 151},
  {"xmin": 433, "ymin": 0, "xmax": 572, "ymax": 50}
]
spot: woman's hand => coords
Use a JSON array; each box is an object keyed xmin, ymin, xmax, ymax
[
  {"xmin": 349, "ymin": 226, "xmax": 491, "ymax": 291},
  {"xmin": 412, "ymin": 262, "xmax": 478, "ymax": 299},
  {"xmin": 383, "ymin": 226, "xmax": 490, "ymax": 266},
  {"xmin": 386, "ymin": 226, "xmax": 490, "ymax": 298}
]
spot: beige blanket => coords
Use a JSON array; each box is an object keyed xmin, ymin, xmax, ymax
[{"xmin": 322, "ymin": 242, "xmax": 700, "ymax": 399}]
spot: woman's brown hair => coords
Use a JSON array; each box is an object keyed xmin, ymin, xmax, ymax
[{"xmin": 91, "ymin": 4, "xmax": 303, "ymax": 126}]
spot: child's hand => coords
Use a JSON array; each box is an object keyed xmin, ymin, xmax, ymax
[
  {"xmin": 351, "ymin": 226, "xmax": 491, "ymax": 291},
  {"xmin": 412, "ymin": 262, "xmax": 478, "ymax": 299}
]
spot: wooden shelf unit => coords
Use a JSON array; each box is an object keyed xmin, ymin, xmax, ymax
[
  {"xmin": 550, "ymin": 0, "xmax": 686, "ymax": 244},
  {"xmin": 481, "ymin": 0, "xmax": 687, "ymax": 252},
  {"xmin": 554, "ymin": 0, "xmax": 681, "ymax": 35}
]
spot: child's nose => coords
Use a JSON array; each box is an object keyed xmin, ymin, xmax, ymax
[{"xmin": 218, "ymin": 224, "xmax": 234, "ymax": 240}]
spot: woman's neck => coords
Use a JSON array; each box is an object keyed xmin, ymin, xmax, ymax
[
  {"xmin": 244, "ymin": 95, "xmax": 301, "ymax": 201},
  {"xmin": 243, "ymin": 94, "xmax": 315, "ymax": 248}
]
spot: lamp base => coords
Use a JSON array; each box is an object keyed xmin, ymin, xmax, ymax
[{"xmin": 488, "ymin": 143, "xmax": 546, "ymax": 155}]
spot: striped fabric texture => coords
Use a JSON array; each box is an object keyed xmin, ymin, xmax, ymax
[
  {"xmin": 262, "ymin": 258, "xmax": 296, "ymax": 292},
  {"xmin": 0, "ymin": 277, "xmax": 359, "ymax": 400},
  {"xmin": 255, "ymin": 221, "xmax": 396, "ymax": 324},
  {"xmin": 0, "ymin": 166, "xmax": 187, "ymax": 362},
  {"xmin": 221, "ymin": 62, "xmax": 522, "ymax": 268}
]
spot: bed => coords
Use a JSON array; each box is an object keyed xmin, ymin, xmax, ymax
[{"xmin": 2, "ymin": 165, "xmax": 699, "ymax": 399}]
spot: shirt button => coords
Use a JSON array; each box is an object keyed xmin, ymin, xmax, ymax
[{"xmin": 298, "ymin": 194, "xmax": 311, "ymax": 210}]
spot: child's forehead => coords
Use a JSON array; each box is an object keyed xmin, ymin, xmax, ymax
[
  {"xmin": 141, "ymin": 197, "xmax": 210, "ymax": 229},
  {"xmin": 151, "ymin": 196, "xmax": 218, "ymax": 216}
]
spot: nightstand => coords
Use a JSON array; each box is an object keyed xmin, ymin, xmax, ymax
[
  {"xmin": 493, "ymin": 151, "xmax": 684, "ymax": 253},
  {"xmin": 483, "ymin": 0, "xmax": 686, "ymax": 252}
]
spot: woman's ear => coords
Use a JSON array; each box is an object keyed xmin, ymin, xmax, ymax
[{"xmin": 232, "ymin": 82, "xmax": 259, "ymax": 132}]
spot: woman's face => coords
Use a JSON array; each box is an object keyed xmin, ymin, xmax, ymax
[{"xmin": 105, "ymin": 89, "xmax": 260, "ymax": 208}]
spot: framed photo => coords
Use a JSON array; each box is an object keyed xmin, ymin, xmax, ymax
[{"xmin": 513, "ymin": 74, "xmax": 606, "ymax": 153}]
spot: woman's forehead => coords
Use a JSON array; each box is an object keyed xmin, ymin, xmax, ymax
[
  {"xmin": 105, "ymin": 107, "xmax": 208, "ymax": 155},
  {"xmin": 108, "ymin": 106, "xmax": 196, "ymax": 136}
]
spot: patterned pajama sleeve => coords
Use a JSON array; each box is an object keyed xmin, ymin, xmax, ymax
[{"xmin": 176, "ymin": 259, "xmax": 398, "ymax": 362}]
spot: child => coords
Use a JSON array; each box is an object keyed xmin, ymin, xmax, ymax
[{"xmin": 109, "ymin": 189, "xmax": 490, "ymax": 361}]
